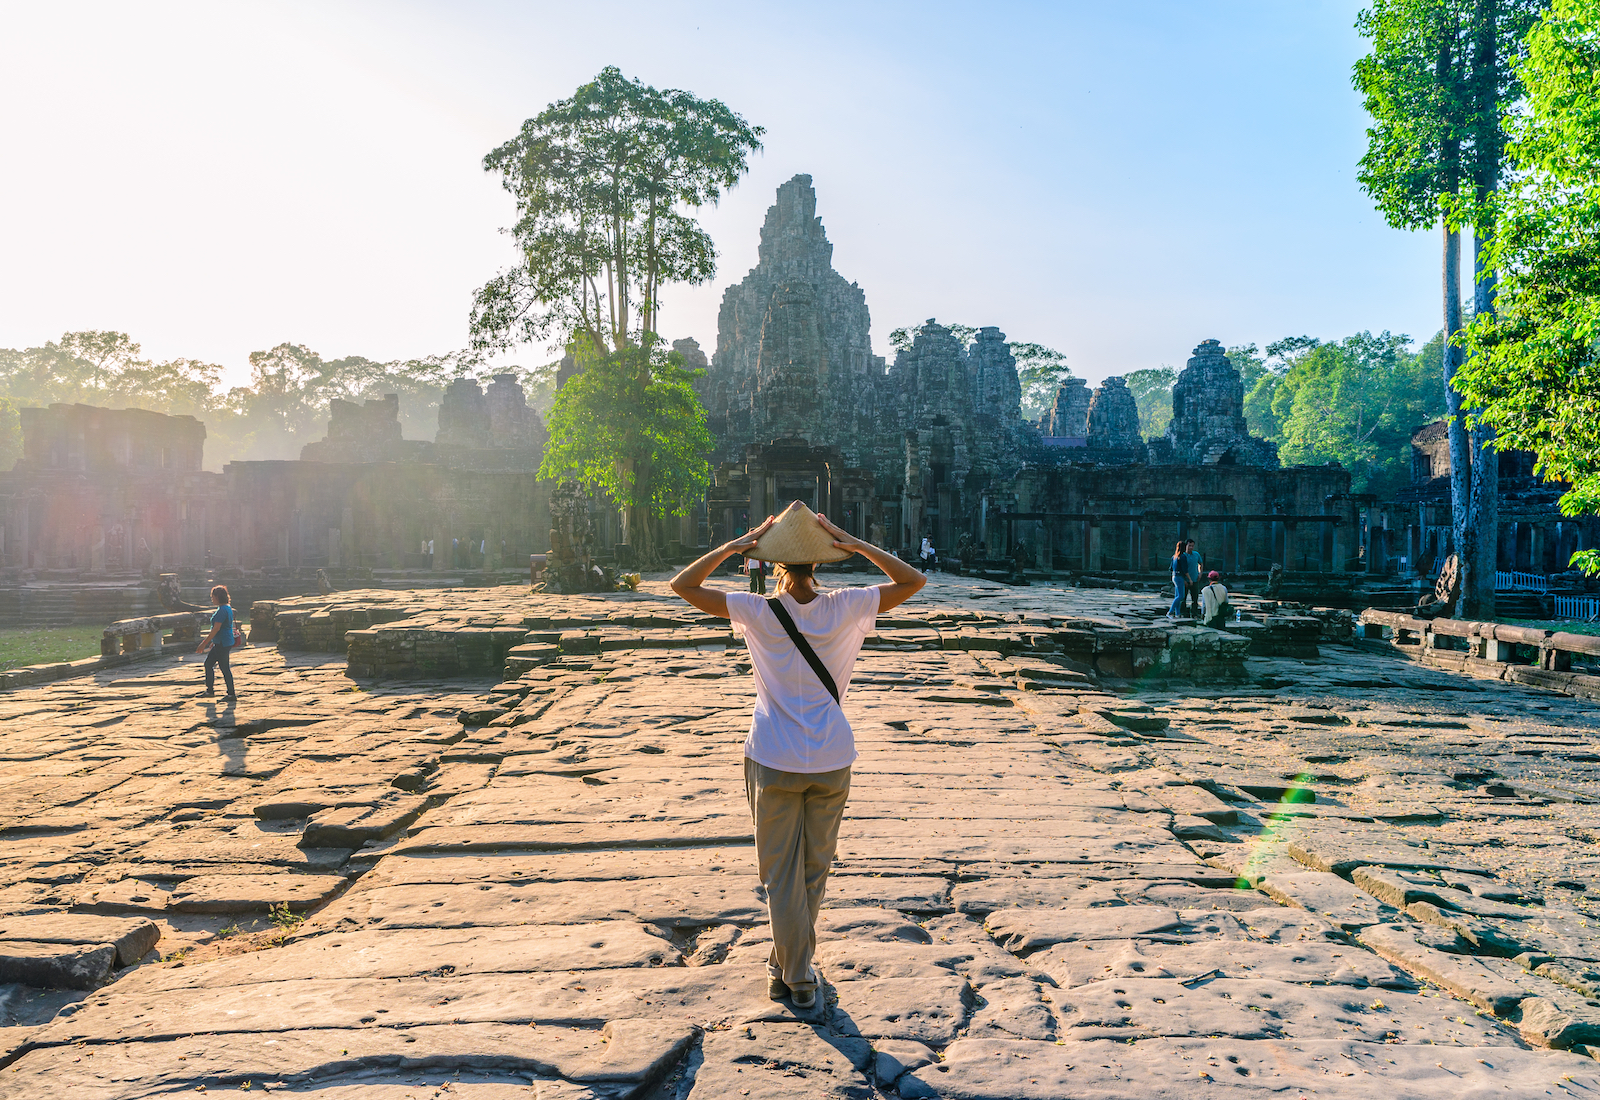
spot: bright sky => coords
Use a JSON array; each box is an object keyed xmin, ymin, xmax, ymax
[{"xmin": 0, "ymin": 0, "xmax": 1454, "ymax": 388}]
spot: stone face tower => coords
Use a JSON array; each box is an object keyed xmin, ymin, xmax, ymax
[
  {"xmin": 1043, "ymin": 379, "xmax": 1091, "ymax": 438},
  {"xmin": 1086, "ymin": 376, "xmax": 1142, "ymax": 450},
  {"xmin": 702, "ymin": 174, "xmax": 884, "ymax": 465},
  {"xmin": 1158, "ymin": 340, "xmax": 1278, "ymax": 467}
]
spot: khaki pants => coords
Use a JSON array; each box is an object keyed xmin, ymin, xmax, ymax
[{"xmin": 743, "ymin": 757, "xmax": 851, "ymax": 993}]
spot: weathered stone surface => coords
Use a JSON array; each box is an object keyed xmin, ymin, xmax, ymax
[
  {"xmin": 2, "ymin": 574, "xmax": 1599, "ymax": 1099},
  {"xmin": 0, "ymin": 941, "xmax": 117, "ymax": 989},
  {"xmin": 1256, "ymin": 871, "xmax": 1397, "ymax": 930},
  {"xmin": 830, "ymin": 976, "xmax": 974, "ymax": 1044},
  {"xmin": 688, "ymin": 1023, "xmax": 874, "ymax": 1099},
  {"xmin": 984, "ymin": 906, "xmax": 1181, "ymax": 952},
  {"xmin": 899, "ymin": 1038, "xmax": 1598, "ymax": 1098},
  {"xmin": 1358, "ymin": 923, "xmax": 1529, "ymax": 1015},
  {"xmin": 165, "ymin": 872, "xmax": 346, "ymax": 914},
  {"xmin": 6, "ymin": 1020, "xmax": 689, "ymax": 1098},
  {"xmin": 1031, "ymin": 938, "xmax": 1416, "ymax": 990},
  {"xmin": 0, "ymin": 915, "xmax": 159, "ymax": 967}
]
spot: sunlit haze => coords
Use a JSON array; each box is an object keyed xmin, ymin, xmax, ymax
[{"xmin": 0, "ymin": 0, "xmax": 1450, "ymax": 386}]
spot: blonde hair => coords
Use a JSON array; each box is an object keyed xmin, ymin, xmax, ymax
[{"xmin": 773, "ymin": 562, "xmax": 817, "ymax": 597}]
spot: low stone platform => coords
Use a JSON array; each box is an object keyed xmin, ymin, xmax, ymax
[
  {"xmin": 252, "ymin": 579, "xmax": 1352, "ymax": 686},
  {"xmin": 3, "ymin": 575, "xmax": 1599, "ymax": 1096}
]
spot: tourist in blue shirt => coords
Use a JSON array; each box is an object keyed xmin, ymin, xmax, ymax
[{"xmin": 195, "ymin": 584, "xmax": 237, "ymax": 700}]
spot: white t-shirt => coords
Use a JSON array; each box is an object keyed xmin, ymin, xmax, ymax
[
  {"xmin": 1200, "ymin": 582, "xmax": 1229, "ymax": 622},
  {"xmin": 726, "ymin": 587, "xmax": 881, "ymax": 773}
]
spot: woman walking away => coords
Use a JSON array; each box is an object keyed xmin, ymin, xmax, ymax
[
  {"xmin": 1167, "ymin": 541, "xmax": 1189, "ymax": 619},
  {"xmin": 670, "ymin": 502, "xmax": 926, "ymax": 1010},
  {"xmin": 196, "ymin": 585, "xmax": 237, "ymax": 700}
]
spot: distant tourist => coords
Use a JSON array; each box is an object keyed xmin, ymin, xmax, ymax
[
  {"xmin": 668, "ymin": 503, "xmax": 926, "ymax": 1011},
  {"xmin": 746, "ymin": 556, "xmax": 766, "ymax": 595},
  {"xmin": 1199, "ymin": 570, "xmax": 1232, "ymax": 627},
  {"xmin": 195, "ymin": 585, "xmax": 238, "ymax": 700},
  {"xmin": 1168, "ymin": 541, "xmax": 1189, "ymax": 618},
  {"xmin": 1184, "ymin": 539, "xmax": 1203, "ymax": 616},
  {"xmin": 920, "ymin": 537, "xmax": 937, "ymax": 572}
]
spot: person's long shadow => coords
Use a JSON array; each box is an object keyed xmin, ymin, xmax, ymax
[{"xmin": 203, "ymin": 697, "xmax": 248, "ymax": 776}]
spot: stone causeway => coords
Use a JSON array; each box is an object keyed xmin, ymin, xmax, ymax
[{"xmin": 3, "ymin": 574, "xmax": 1600, "ymax": 1097}]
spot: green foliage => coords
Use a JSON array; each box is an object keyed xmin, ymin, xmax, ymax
[
  {"xmin": 473, "ymin": 67, "xmax": 763, "ymax": 353},
  {"xmin": 1125, "ymin": 367, "xmax": 1177, "ymax": 437},
  {"xmin": 1240, "ymin": 336, "xmax": 1323, "ymax": 440},
  {"xmin": 541, "ymin": 340, "xmax": 712, "ymax": 523},
  {"xmin": 1270, "ymin": 331, "xmax": 1445, "ymax": 496},
  {"xmin": 0, "ymin": 331, "xmax": 222, "ymax": 415},
  {"xmin": 1011, "ymin": 343, "xmax": 1074, "ymax": 422},
  {"xmin": 0, "ymin": 626, "xmax": 104, "ymax": 671},
  {"xmin": 0, "ymin": 332, "xmax": 531, "ymax": 468},
  {"xmin": 1353, "ymin": 0, "xmax": 1543, "ymax": 229},
  {"xmin": 1460, "ymin": 0, "xmax": 1600, "ymax": 574}
]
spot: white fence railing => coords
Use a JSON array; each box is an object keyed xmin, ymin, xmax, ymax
[
  {"xmin": 1554, "ymin": 595, "xmax": 1600, "ymax": 622},
  {"xmin": 1496, "ymin": 570, "xmax": 1549, "ymax": 592}
]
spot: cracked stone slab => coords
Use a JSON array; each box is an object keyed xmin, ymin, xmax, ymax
[
  {"xmin": 314, "ymin": 876, "xmax": 766, "ymax": 929},
  {"xmin": 829, "ymin": 975, "xmax": 974, "ymax": 1044},
  {"xmin": 898, "ymin": 1037, "xmax": 1600, "ymax": 1098},
  {"xmin": 1032, "ymin": 938, "xmax": 1418, "ymax": 990},
  {"xmin": 116, "ymin": 922, "xmax": 681, "ymax": 991},
  {"xmin": 9, "ymin": 1020, "xmax": 693, "ymax": 1098},
  {"xmin": 34, "ymin": 966, "xmax": 779, "ymax": 1043},
  {"xmin": 687, "ymin": 1023, "xmax": 873, "ymax": 1100}
]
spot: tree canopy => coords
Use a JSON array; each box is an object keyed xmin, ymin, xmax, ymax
[
  {"xmin": 1353, "ymin": 0, "xmax": 1546, "ymax": 616},
  {"xmin": 1460, "ymin": 0, "xmax": 1600, "ymax": 574},
  {"xmin": 0, "ymin": 331, "xmax": 546, "ymax": 470},
  {"xmin": 472, "ymin": 69, "xmax": 760, "ymax": 563},
  {"xmin": 540, "ymin": 340, "xmax": 713, "ymax": 527},
  {"xmin": 1125, "ymin": 367, "xmax": 1178, "ymax": 437},
  {"xmin": 472, "ymin": 66, "xmax": 763, "ymax": 355}
]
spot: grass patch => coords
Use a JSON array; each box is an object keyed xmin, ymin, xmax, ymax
[
  {"xmin": 1509, "ymin": 619, "xmax": 1600, "ymax": 637},
  {"xmin": 0, "ymin": 626, "xmax": 105, "ymax": 671}
]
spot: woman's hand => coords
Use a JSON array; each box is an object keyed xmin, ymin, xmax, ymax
[
  {"xmin": 724, "ymin": 515, "xmax": 775, "ymax": 556},
  {"xmin": 816, "ymin": 513, "xmax": 865, "ymax": 555}
]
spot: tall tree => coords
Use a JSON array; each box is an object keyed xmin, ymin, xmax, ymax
[
  {"xmin": 1460, "ymin": 0, "xmax": 1600, "ymax": 575},
  {"xmin": 1353, "ymin": 0, "xmax": 1544, "ymax": 617},
  {"xmin": 472, "ymin": 68, "xmax": 761, "ymax": 562},
  {"xmin": 472, "ymin": 66, "xmax": 763, "ymax": 353},
  {"xmin": 1125, "ymin": 367, "xmax": 1178, "ymax": 438}
]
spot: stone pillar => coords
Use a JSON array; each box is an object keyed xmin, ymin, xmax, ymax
[
  {"xmin": 1333, "ymin": 518, "xmax": 1352, "ymax": 573},
  {"xmin": 1282, "ymin": 522, "xmax": 1297, "ymax": 571},
  {"xmin": 748, "ymin": 460, "xmax": 767, "ymax": 529},
  {"xmin": 341, "ymin": 505, "xmax": 356, "ymax": 569},
  {"xmin": 433, "ymin": 519, "xmax": 449, "ymax": 572},
  {"xmin": 483, "ymin": 527, "xmax": 495, "ymax": 573},
  {"xmin": 1087, "ymin": 519, "xmax": 1103, "ymax": 572}
]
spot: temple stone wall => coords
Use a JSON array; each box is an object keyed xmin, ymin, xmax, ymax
[{"xmin": 19, "ymin": 404, "xmax": 205, "ymax": 474}]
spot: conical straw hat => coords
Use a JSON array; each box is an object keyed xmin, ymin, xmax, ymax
[{"xmin": 752, "ymin": 501, "xmax": 852, "ymax": 564}]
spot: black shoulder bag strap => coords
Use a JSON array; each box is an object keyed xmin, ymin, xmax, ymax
[{"xmin": 765, "ymin": 597, "xmax": 841, "ymax": 705}]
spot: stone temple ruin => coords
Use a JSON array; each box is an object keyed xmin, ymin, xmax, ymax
[
  {"xmin": 700, "ymin": 174, "xmax": 1359, "ymax": 578},
  {"xmin": 3, "ymin": 172, "xmax": 1596, "ymax": 627},
  {"xmin": 0, "ymin": 376, "xmax": 551, "ymax": 620}
]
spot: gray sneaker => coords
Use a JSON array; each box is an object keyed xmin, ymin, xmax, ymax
[
  {"xmin": 767, "ymin": 974, "xmax": 788, "ymax": 1000},
  {"xmin": 790, "ymin": 967, "xmax": 819, "ymax": 1010}
]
